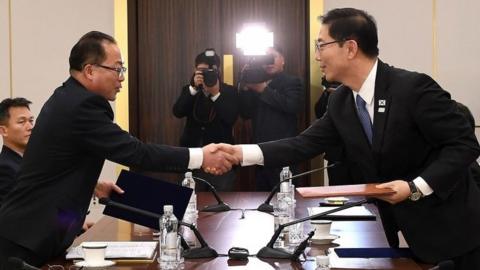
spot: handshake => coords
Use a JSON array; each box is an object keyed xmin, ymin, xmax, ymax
[{"xmin": 201, "ymin": 143, "xmax": 243, "ymax": 175}]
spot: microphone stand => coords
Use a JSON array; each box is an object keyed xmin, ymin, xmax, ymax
[
  {"xmin": 257, "ymin": 198, "xmax": 368, "ymax": 260},
  {"xmin": 192, "ymin": 176, "xmax": 231, "ymax": 212},
  {"xmin": 257, "ymin": 164, "xmax": 337, "ymax": 213},
  {"xmin": 98, "ymin": 198, "xmax": 218, "ymax": 259}
]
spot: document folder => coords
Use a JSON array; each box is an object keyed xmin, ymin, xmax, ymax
[
  {"xmin": 335, "ymin": 247, "xmax": 414, "ymax": 258},
  {"xmin": 297, "ymin": 183, "xmax": 394, "ymax": 198},
  {"xmin": 103, "ymin": 170, "xmax": 192, "ymax": 230},
  {"xmin": 307, "ymin": 205, "xmax": 376, "ymax": 221}
]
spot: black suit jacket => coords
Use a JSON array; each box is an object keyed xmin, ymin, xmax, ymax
[
  {"xmin": 0, "ymin": 146, "xmax": 22, "ymax": 206},
  {"xmin": 0, "ymin": 77, "xmax": 189, "ymax": 262},
  {"xmin": 239, "ymin": 72, "xmax": 303, "ymax": 143},
  {"xmin": 259, "ymin": 60, "xmax": 480, "ymax": 263},
  {"xmin": 173, "ymin": 83, "xmax": 238, "ymax": 147}
]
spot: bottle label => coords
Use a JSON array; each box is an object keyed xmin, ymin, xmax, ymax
[{"xmin": 166, "ymin": 232, "xmax": 177, "ymax": 249}]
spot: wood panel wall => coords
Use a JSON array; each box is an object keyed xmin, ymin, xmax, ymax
[{"xmin": 128, "ymin": 0, "xmax": 309, "ymax": 190}]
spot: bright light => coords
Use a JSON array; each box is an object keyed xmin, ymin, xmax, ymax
[{"xmin": 236, "ymin": 23, "xmax": 274, "ymax": 56}]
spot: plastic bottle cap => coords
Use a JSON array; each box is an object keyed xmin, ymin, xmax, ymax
[
  {"xmin": 164, "ymin": 205, "xmax": 173, "ymax": 213},
  {"xmin": 316, "ymin": 255, "xmax": 330, "ymax": 266},
  {"xmin": 185, "ymin": 172, "xmax": 192, "ymax": 178}
]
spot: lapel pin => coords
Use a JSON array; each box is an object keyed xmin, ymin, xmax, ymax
[
  {"xmin": 378, "ymin": 100, "xmax": 386, "ymax": 106},
  {"xmin": 378, "ymin": 107, "xmax": 385, "ymax": 113}
]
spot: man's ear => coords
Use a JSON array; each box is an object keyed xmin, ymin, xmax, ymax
[
  {"xmin": 0, "ymin": 125, "xmax": 8, "ymax": 137},
  {"xmin": 346, "ymin": 40, "xmax": 359, "ymax": 59},
  {"xmin": 83, "ymin": 64, "xmax": 95, "ymax": 80}
]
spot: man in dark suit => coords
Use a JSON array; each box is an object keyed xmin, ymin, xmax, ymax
[
  {"xmin": 0, "ymin": 98, "xmax": 34, "ymax": 206},
  {"xmin": 0, "ymin": 31, "xmax": 237, "ymax": 268},
  {"xmin": 173, "ymin": 49, "xmax": 239, "ymax": 191},
  {"xmin": 239, "ymin": 46, "xmax": 304, "ymax": 191},
  {"xmin": 225, "ymin": 8, "xmax": 480, "ymax": 269}
]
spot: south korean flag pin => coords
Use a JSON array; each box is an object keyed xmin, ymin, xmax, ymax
[{"xmin": 378, "ymin": 100, "xmax": 386, "ymax": 106}]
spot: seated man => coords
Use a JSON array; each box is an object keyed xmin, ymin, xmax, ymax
[{"xmin": 0, "ymin": 98, "xmax": 34, "ymax": 206}]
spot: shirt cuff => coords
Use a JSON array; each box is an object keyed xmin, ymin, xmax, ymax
[
  {"xmin": 189, "ymin": 85, "xmax": 199, "ymax": 95},
  {"xmin": 210, "ymin": 92, "xmax": 221, "ymax": 102},
  {"xmin": 413, "ymin": 177, "xmax": 433, "ymax": 196},
  {"xmin": 240, "ymin": 144, "xmax": 264, "ymax": 166},
  {"xmin": 188, "ymin": 148, "xmax": 203, "ymax": 169}
]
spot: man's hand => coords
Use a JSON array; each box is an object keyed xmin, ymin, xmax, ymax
[
  {"xmin": 245, "ymin": 81, "xmax": 268, "ymax": 93},
  {"xmin": 193, "ymin": 71, "xmax": 204, "ymax": 88},
  {"xmin": 82, "ymin": 220, "xmax": 95, "ymax": 231},
  {"xmin": 216, "ymin": 143, "xmax": 243, "ymax": 163},
  {"xmin": 94, "ymin": 181, "xmax": 125, "ymax": 199},
  {"xmin": 202, "ymin": 143, "xmax": 240, "ymax": 175},
  {"xmin": 374, "ymin": 180, "xmax": 410, "ymax": 204}
]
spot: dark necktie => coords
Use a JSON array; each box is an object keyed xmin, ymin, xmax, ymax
[{"xmin": 355, "ymin": 95, "xmax": 373, "ymax": 144}]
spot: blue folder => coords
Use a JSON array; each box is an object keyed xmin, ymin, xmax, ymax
[
  {"xmin": 334, "ymin": 247, "xmax": 414, "ymax": 258},
  {"xmin": 103, "ymin": 170, "xmax": 192, "ymax": 230}
]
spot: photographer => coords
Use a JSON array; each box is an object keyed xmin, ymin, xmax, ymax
[
  {"xmin": 239, "ymin": 46, "xmax": 304, "ymax": 191},
  {"xmin": 173, "ymin": 49, "xmax": 239, "ymax": 191}
]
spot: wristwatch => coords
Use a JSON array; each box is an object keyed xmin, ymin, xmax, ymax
[{"xmin": 408, "ymin": 181, "xmax": 423, "ymax": 201}]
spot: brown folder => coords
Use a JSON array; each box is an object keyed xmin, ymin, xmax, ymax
[{"xmin": 296, "ymin": 183, "xmax": 395, "ymax": 198}]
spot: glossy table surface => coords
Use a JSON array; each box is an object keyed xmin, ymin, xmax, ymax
[{"xmin": 44, "ymin": 192, "xmax": 431, "ymax": 269}]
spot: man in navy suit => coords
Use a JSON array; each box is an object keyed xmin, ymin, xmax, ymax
[
  {"xmin": 0, "ymin": 98, "xmax": 34, "ymax": 206},
  {"xmin": 224, "ymin": 8, "xmax": 480, "ymax": 269},
  {"xmin": 0, "ymin": 31, "xmax": 238, "ymax": 268}
]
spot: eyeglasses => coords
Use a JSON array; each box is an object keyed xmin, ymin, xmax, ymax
[
  {"xmin": 314, "ymin": 39, "xmax": 344, "ymax": 52},
  {"xmin": 95, "ymin": 64, "xmax": 127, "ymax": 77}
]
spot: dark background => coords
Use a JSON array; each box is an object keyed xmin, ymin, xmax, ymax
[{"xmin": 127, "ymin": 0, "xmax": 311, "ymax": 190}]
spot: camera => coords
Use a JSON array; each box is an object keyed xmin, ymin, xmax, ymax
[
  {"xmin": 200, "ymin": 49, "xmax": 219, "ymax": 87},
  {"xmin": 240, "ymin": 54, "xmax": 274, "ymax": 84},
  {"xmin": 202, "ymin": 69, "xmax": 219, "ymax": 87}
]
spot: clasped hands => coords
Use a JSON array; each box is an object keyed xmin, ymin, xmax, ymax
[{"xmin": 202, "ymin": 143, "xmax": 243, "ymax": 175}]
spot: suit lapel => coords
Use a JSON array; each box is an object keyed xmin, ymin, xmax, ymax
[{"xmin": 372, "ymin": 60, "xmax": 391, "ymax": 154}]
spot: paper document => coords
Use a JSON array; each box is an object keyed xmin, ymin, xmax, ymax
[{"xmin": 66, "ymin": 241, "xmax": 157, "ymax": 260}]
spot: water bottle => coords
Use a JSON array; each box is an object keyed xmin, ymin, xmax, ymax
[
  {"xmin": 273, "ymin": 192, "xmax": 291, "ymax": 248},
  {"xmin": 181, "ymin": 172, "xmax": 198, "ymax": 247},
  {"xmin": 280, "ymin": 166, "xmax": 294, "ymax": 199},
  {"xmin": 159, "ymin": 205, "xmax": 181, "ymax": 269},
  {"xmin": 279, "ymin": 167, "xmax": 296, "ymax": 219},
  {"xmin": 182, "ymin": 172, "xmax": 197, "ymax": 211}
]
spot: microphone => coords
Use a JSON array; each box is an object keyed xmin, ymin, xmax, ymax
[
  {"xmin": 257, "ymin": 198, "xmax": 369, "ymax": 260},
  {"xmin": 98, "ymin": 197, "xmax": 218, "ymax": 259},
  {"xmin": 7, "ymin": 257, "xmax": 41, "ymax": 270},
  {"xmin": 428, "ymin": 260, "xmax": 454, "ymax": 270},
  {"xmin": 257, "ymin": 163, "xmax": 338, "ymax": 213},
  {"xmin": 191, "ymin": 176, "xmax": 231, "ymax": 212}
]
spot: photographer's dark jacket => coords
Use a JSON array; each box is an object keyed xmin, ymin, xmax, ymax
[
  {"xmin": 173, "ymin": 83, "xmax": 239, "ymax": 147},
  {"xmin": 239, "ymin": 72, "xmax": 303, "ymax": 143}
]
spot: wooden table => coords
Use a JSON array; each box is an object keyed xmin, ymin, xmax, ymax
[{"xmin": 44, "ymin": 192, "xmax": 431, "ymax": 269}]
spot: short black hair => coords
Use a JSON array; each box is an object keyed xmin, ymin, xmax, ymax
[
  {"xmin": 69, "ymin": 31, "xmax": 117, "ymax": 72},
  {"xmin": 195, "ymin": 48, "xmax": 221, "ymax": 68},
  {"xmin": 0, "ymin": 97, "xmax": 32, "ymax": 125},
  {"xmin": 320, "ymin": 8, "xmax": 379, "ymax": 58}
]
